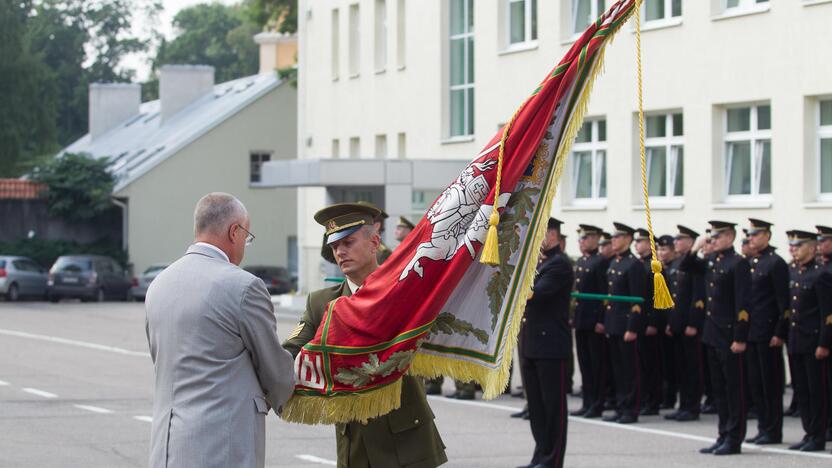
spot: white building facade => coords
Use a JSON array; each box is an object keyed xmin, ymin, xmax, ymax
[{"xmin": 284, "ymin": 0, "xmax": 832, "ymax": 291}]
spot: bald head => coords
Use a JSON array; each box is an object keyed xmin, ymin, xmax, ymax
[{"xmin": 194, "ymin": 193, "xmax": 247, "ymax": 237}]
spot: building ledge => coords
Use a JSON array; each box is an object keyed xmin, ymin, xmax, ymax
[
  {"xmin": 804, "ymin": 0, "xmax": 832, "ymax": 6},
  {"xmin": 631, "ymin": 17, "xmax": 682, "ymax": 33},
  {"xmin": 561, "ymin": 201, "xmax": 607, "ymax": 212},
  {"xmin": 498, "ymin": 41, "xmax": 539, "ymax": 56},
  {"xmin": 631, "ymin": 200, "xmax": 684, "ymax": 211},
  {"xmin": 712, "ymin": 4, "xmax": 770, "ymax": 22},
  {"xmin": 712, "ymin": 200, "xmax": 772, "ymax": 210},
  {"xmin": 803, "ymin": 201, "xmax": 832, "ymax": 209},
  {"xmin": 440, "ymin": 136, "xmax": 475, "ymax": 145}
]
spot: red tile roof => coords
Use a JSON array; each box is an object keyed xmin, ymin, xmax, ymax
[{"xmin": 0, "ymin": 179, "xmax": 47, "ymax": 199}]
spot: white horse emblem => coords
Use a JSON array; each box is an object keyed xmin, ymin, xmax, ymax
[{"xmin": 399, "ymin": 158, "xmax": 510, "ymax": 281}]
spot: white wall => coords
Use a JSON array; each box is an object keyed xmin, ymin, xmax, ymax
[{"xmin": 297, "ymin": 0, "xmax": 832, "ymax": 287}]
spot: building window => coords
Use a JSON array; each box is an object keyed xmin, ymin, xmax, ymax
[
  {"xmin": 332, "ymin": 138, "xmax": 340, "ymax": 158},
  {"xmin": 724, "ymin": 104, "xmax": 771, "ymax": 198},
  {"xmin": 572, "ymin": 0, "xmax": 604, "ymax": 35},
  {"xmin": 396, "ymin": 0, "xmax": 406, "ymax": 68},
  {"xmin": 250, "ymin": 152, "xmax": 271, "ymax": 183},
  {"xmin": 349, "ymin": 137, "xmax": 361, "ymax": 158},
  {"xmin": 726, "ymin": 0, "xmax": 769, "ymax": 10},
  {"xmin": 397, "ymin": 132, "xmax": 406, "ymax": 158},
  {"xmin": 349, "ymin": 4, "xmax": 360, "ymax": 77},
  {"xmin": 571, "ymin": 119, "xmax": 607, "ymax": 201},
  {"xmin": 374, "ymin": 0, "xmax": 387, "ymax": 72},
  {"xmin": 819, "ymin": 99, "xmax": 832, "ymax": 198},
  {"xmin": 645, "ymin": 113, "xmax": 684, "ymax": 198},
  {"xmin": 644, "ymin": 0, "xmax": 681, "ymax": 22},
  {"xmin": 331, "ymin": 9, "xmax": 340, "ymax": 80},
  {"xmin": 449, "ymin": 0, "xmax": 474, "ymax": 137},
  {"xmin": 375, "ymin": 134, "xmax": 388, "ymax": 158},
  {"xmin": 509, "ymin": 0, "xmax": 537, "ymax": 45}
]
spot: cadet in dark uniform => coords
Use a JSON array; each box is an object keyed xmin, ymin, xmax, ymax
[
  {"xmin": 743, "ymin": 219, "xmax": 789, "ymax": 445},
  {"xmin": 518, "ymin": 217, "xmax": 574, "ymax": 468},
  {"xmin": 818, "ymin": 225, "xmax": 832, "ymax": 266},
  {"xmin": 656, "ymin": 234, "xmax": 679, "ymax": 411},
  {"xmin": 777, "ymin": 230, "xmax": 832, "ymax": 452},
  {"xmin": 602, "ymin": 222, "xmax": 647, "ymax": 424},
  {"xmin": 664, "ymin": 225, "xmax": 707, "ymax": 422},
  {"xmin": 284, "ymin": 203, "xmax": 446, "ymax": 468},
  {"xmin": 699, "ymin": 221, "xmax": 752, "ymax": 456},
  {"xmin": 572, "ymin": 224, "xmax": 609, "ymax": 418},
  {"xmin": 634, "ymin": 228, "xmax": 661, "ymax": 416}
]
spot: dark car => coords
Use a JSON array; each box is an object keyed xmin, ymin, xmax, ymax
[
  {"xmin": 130, "ymin": 264, "xmax": 168, "ymax": 301},
  {"xmin": 0, "ymin": 256, "xmax": 49, "ymax": 301},
  {"xmin": 47, "ymin": 255, "xmax": 132, "ymax": 302},
  {"xmin": 244, "ymin": 265, "xmax": 294, "ymax": 295}
]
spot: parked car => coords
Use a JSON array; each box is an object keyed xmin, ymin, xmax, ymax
[
  {"xmin": 47, "ymin": 255, "xmax": 132, "ymax": 303},
  {"xmin": 0, "ymin": 256, "xmax": 49, "ymax": 301},
  {"xmin": 243, "ymin": 266, "xmax": 294, "ymax": 295},
  {"xmin": 130, "ymin": 264, "xmax": 168, "ymax": 301}
]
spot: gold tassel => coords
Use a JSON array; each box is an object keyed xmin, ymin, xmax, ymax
[
  {"xmin": 651, "ymin": 260, "xmax": 674, "ymax": 310},
  {"xmin": 479, "ymin": 209, "xmax": 501, "ymax": 266}
]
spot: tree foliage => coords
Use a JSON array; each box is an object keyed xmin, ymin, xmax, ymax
[
  {"xmin": 245, "ymin": 0, "xmax": 297, "ymax": 34},
  {"xmin": 30, "ymin": 152, "xmax": 116, "ymax": 222}
]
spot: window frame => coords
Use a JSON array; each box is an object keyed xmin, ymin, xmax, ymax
[
  {"xmin": 818, "ymin": 98, "xmax": 832, "ymax": 200},
  {"xmin": 644, "ymin": 112, "xmax": 684, "ymax": 200},
  {"xmin": 641, "ymin": 0, "xmax": 682, "ymax": 26},
  {"xmin": 507, "ymin": 0, "xmax": 537, "ymax": 47},
  {"xmin": 249, "ymin": 152, "xmax": 272, "ymax": 184},
  {"xmin": 571, "ymin": 0, "xmax": 604, "ymax": 37},
  {"xmin": 374, "ymin": 0, "xmax": 387, "ymax": 73},
  {"xmin": 331, "ymin": 8, "xmax": 340, "ymax": 80},
  {"xmin": 570, "ymin": 119, "xmax": 607, "ymax": 204},
  {"xmin": 348, "ymin": 3, "xmax": 361, "ymax": 78},
  {"xmin": 723, "ymin": 104, "xmax": 772, "ymax": 201},
  {"xmin": 448, "ymin": 0, "xmax": 475, "ymax": 138},
  {"xmin": 721, "ymin": 0, "xmax": 770, "ymax": 16}
]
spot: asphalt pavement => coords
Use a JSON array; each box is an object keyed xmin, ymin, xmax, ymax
[{"xmin": 1, "ymin": 301, "xmax": 830, "ymax": 467}]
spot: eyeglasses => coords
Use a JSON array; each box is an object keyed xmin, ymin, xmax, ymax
[{"xmin": 237, "ymin": 224, "xmax": 255, "ymax": 246}]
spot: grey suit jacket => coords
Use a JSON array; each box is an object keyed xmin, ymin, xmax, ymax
[{"xmin": 145, "ymin": 243, "xmax": 295, "ymax": 468}]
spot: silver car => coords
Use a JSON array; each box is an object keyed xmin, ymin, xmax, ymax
[
  {"xmin": 0, "ymin": 256, "xmax": 49, "ymax": 301},
  {"xmin": 130, "ymin": 264, "xmax": 168, "ymax": 301}
]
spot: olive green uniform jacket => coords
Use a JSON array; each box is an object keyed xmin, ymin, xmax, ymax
[{"xmin": 283, "ymin": 282, "xmax": 447, "ymax": 468}]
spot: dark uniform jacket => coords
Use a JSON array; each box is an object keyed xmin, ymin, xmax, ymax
[
  {"xmin": 573, "ymin": 249, "xmax": 608, "ymax": 331},
  {"xmin": 284, "ymin": 282, "xmax": 447, "ymax": 468},
  {"xmin": 701, "ymin": 248, "xmax": 752, "ymax": 350},
  {"xmin": 603, "ymin": 250, "xmax": 647, "ymax": 336},
  {"xmin": 520, "ymin": 245, "xmax": 574, "ymax": 360},
  {"xmin": 666, "ymin": 253, "xmax": 706, "ymax": 334},
  {"xmin": 639, "ymin": 254, "xmax": 658, "ymax": 330},
  {"xmin": 747, "ymin": 246, "xmax": 789, "ymax": 343},
  {"xmin": 778, "ymin": 260, "xmax": 832, "ymax": 354}
]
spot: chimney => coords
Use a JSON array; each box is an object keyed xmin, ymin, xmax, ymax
[
  {"xmin": 88, "ymin": 83, "xmax": 141, "ymax": 140},
  {"xmin": 254, "ymin": 32, "xmax": 298, "ymax": 75},
  {"xmin": 159, "ymin": 65, "xmax": 215, "ymax": 123}
]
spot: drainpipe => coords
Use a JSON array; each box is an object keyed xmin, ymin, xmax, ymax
[{"xmin": 111, "ymin": 197, "xmax": 128, "ymax": 252}]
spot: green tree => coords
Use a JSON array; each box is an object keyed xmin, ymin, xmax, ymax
[
  {"xmin": 30, "ymin": 152, "xmax": 116, "ymax": 222},
  {"xmin": 246, "ymin": 0, "xmax": 297, "ymax": 33},
  {"xmin": 0, "ymin": 0, "xmax": 58, "ymax": 176}
]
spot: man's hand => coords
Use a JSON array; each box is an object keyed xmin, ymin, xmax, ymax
[
  {"xmin": 594, "ymin": 323, "xmax": 606, "ymax": 334},
  {"xmin": 693, "ymin": 237, "xmax": 706, "ymax": 253},
  {"xmin": 645, "ymin": 326, "xmax": 658, "ymax": 337},
  {"xmin": 730, "ymin": 341, "xmax": 747, "ymax": 354},
  {"xmin": 665, "ymin": 325, "xmax": 672, "ymax": 337},
  {"xmin": 769, "ymin": 336, "xmax": 784, "ymax": 348},
  {"xmin": 816, "ymin": 347, "xmax": 830, "ymax": 360},
  {"xmin": 684, "ymin": 326, "xmax": 697, "ymax": 337},
  {"xmin": 623, "ymin": 331, "xmax": 637, "ymax": 342}
]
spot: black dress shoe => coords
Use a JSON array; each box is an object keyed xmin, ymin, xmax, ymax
[
  {"xmin": 445, "ymin": 391, "xmax": 460, "ymax": 399},
  {"xmin": 455, "ymin": 392, "xmax": 475, "ymax": 400},
  {"xmin": 602, "ymin": 413, "xmax": 621, "ymax": 422},
  {"xmin": 639, "ymin": 407, "xmax": 659, "ymax": 416},
  {"xmin": 570, "ymin": 408, "xmax": 588, "ymax": 417},
  {"xmin": 583, "ymin": 409, "xmax": 603, "ymax": 419},
  {"xmin": 701, "ymin": 403, "xmax": 717, "ymax": 414},
  {"xmin": 713, "ymin": 443, "xmax": 741, "ymax": 455},
  {"xmin": 789, "ymin": 436, "xmax": 810, "ymax": 450},
  {"xmin": 746, "ymin": 434, "xmax": 761, "ymax": 444},
  {"xmin": 664, "ymin": 411, "xmax": 679, "ymax": 420},
  {"xmin": 660, "ymin": 401, "xmax": 676, "ymax": 410},
  {"xmin": 754, "ymin": 434, "xmax": 781, "ymax": 445},
  {"xmin": 617, "ymin": 414, "xmax": 638, "ymax": 424},
  {"xmin": 510, "ymin": 408, "xmax": 529, "ymax": 419},
  {"xmin": 674, "ymin": 411, "xmax": 699, "ymax": 422},
  {"xmin": 699, "ymin": 440, "xmax": 723, "ymax": 454},
  {"xmin": 800, "ymin": 440, "xmax": 826, "ymax": 452}
]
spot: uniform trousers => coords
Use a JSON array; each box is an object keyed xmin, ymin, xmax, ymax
[
  {"xmin": 672, "ymin": 333, "xmax": 704, "ymax": 414},
  {"xmin": 608, "ymin": 335, "xmax": 640, "ymax": 419},
  {"xmin": 575, "ymin": 329, "xmax": 608, "ymax": 413},
  {"xmin": 521, "ymin": 358, "xmax": 568, "ymax": 468},
  {"xmin": 791, "ymin": 352, "xmax": 829, "ymax": 444},
  {"xmin": 746, "ymin": 342, "xmax": 784, "ymax": 440},
  {"xmin": 707, "ymin": 346, "xmax": 747, "ymax": 446}
]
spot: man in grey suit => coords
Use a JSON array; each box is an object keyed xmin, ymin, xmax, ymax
[{"xmin": 145, "ymin": 192, "xmax": 295, "ymax": 468}]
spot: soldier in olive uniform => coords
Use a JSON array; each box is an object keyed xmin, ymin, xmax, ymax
[
  {"xmin": 571, "ymin": 224, "xmax": 610, "ymax": 418},
  {"xmin": 664, "ymin": 226, "xmax": 707, "ymax": 422},
  {"xmin": 743, "ymin": 219, "xmax": 789, "ymax": 445},
  {"xmin": 776, "ymin": 230, "xmax": 832, "ymax": 452},
  {"xmin": 602, "ymin": 222, "xmax": 647, "ymax": 424},
  {"xmin": 699, "ymin": 221, "xmax": 752, "ymax": 456},
  {"xmin": 283, "ymin": 203, "xmax": 446, "ymax": 468}
]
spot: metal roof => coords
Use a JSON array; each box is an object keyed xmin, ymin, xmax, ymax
[{"xmin": 61, "ymin": 73, "xmax": 284, "ymax": 193}]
